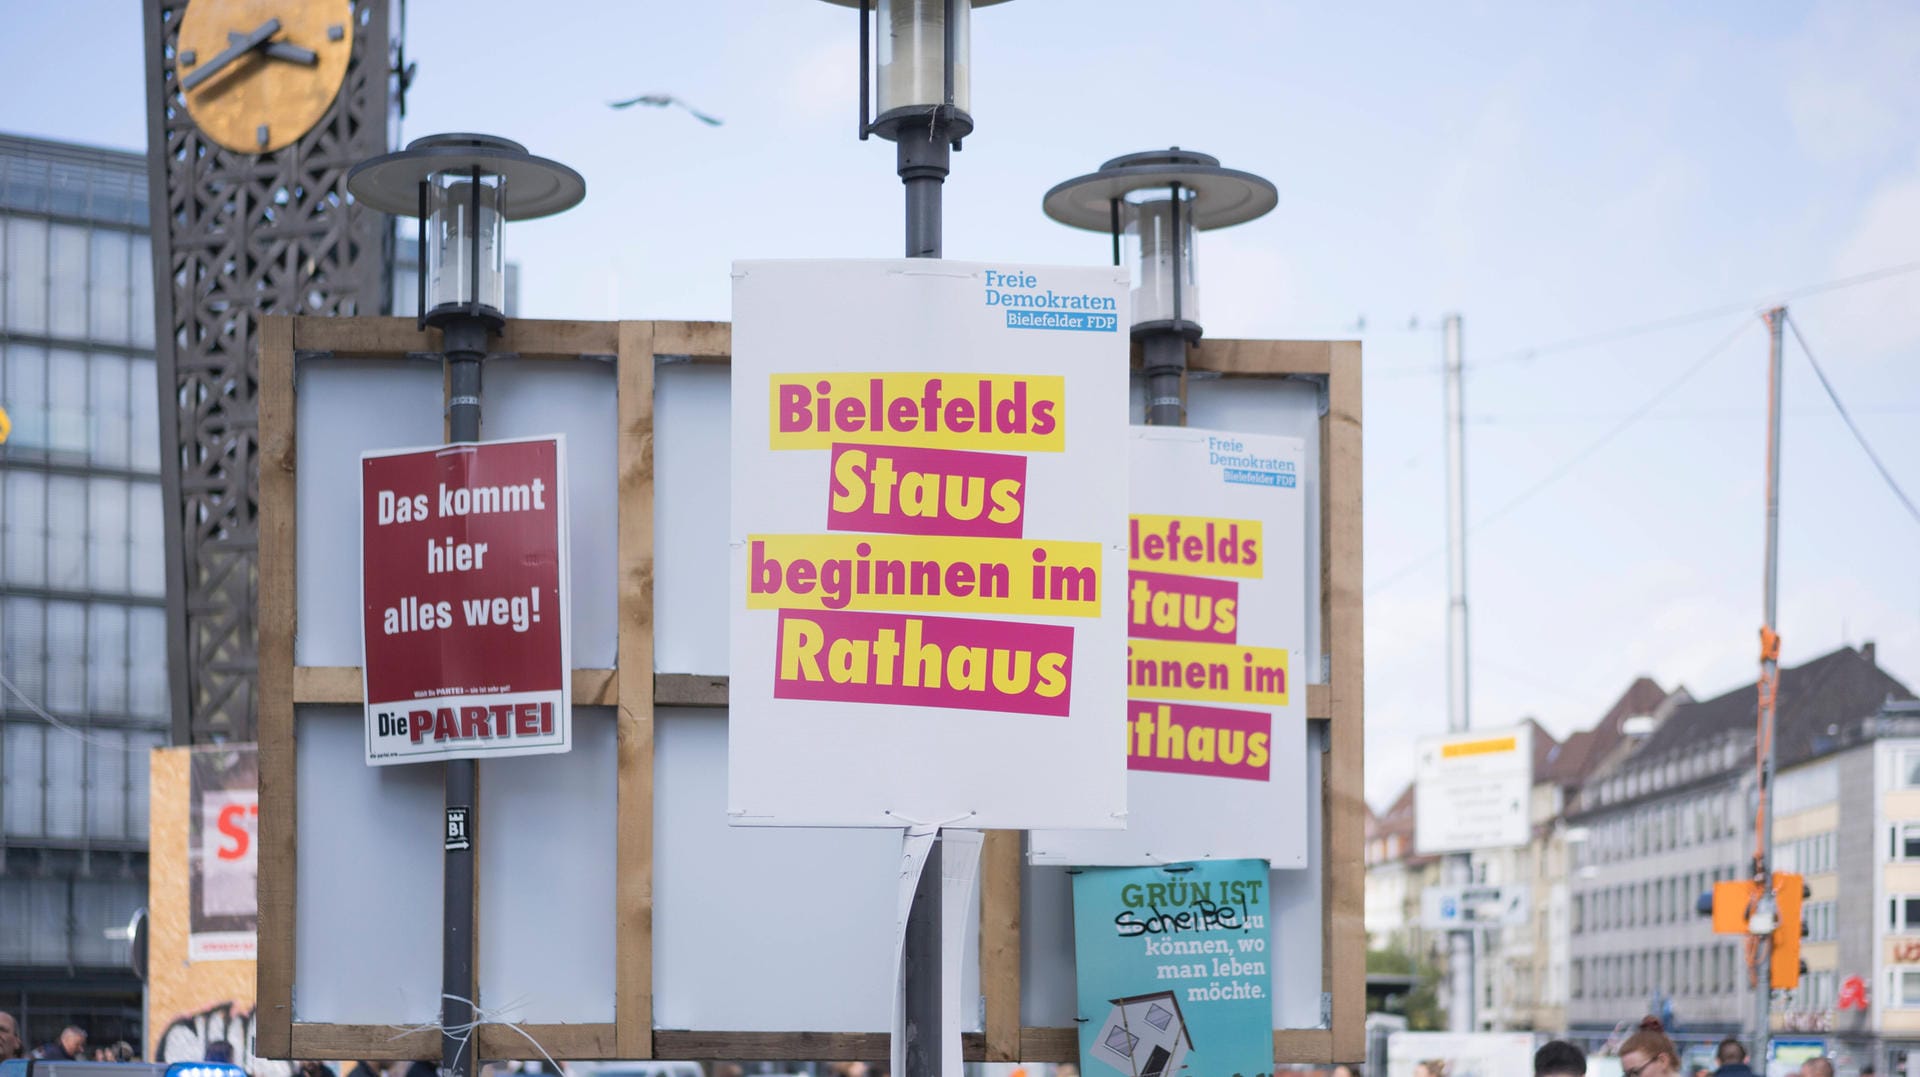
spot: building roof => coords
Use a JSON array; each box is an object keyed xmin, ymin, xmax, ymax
[
  {"xmin": 1629, "ymin": 643, "xmax": 1910, "ymax": 769},
  {"xmin": 1540, "ymin": 676, "xmax": 1670, "ymax": 786}
]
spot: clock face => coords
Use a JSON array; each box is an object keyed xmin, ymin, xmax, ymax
[{"xmin": 175, "ymin": 0, "xmax": 355, "ymax": 155}]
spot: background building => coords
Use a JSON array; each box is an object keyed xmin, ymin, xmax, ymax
[
  {"xmin": 0, "ymin": 133, "xmax": 163, "ymax": 1047},
  {"xmin": 1566, "ymin": 644, "xmax": 1912, "ymax": 1065}
]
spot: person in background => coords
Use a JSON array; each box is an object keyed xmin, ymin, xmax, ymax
[
  {"xmin": 1537, "ymin": 1040, "xmax": 1588, "ymax": 1077},
  {"xmin": 111, "ymin": 1042, "xmax": 136, "ymax": 1063},
  {"xmin": 1801, "ymin": 1058, "xmax": 1835, "ymax": 1077},
  {"xmin": 1333, "ymin": 1065, "xmax": 1363, "ymax": 1077},
  {"xmin": 1715, "ymin": 1039, "xmax": 1758, "ymax": 1077},
  {"xmin": 33, "ymin": 1026, "xmax": 86, "ymax": 1061},
  {"xmin": 0, "ymin": 1013, "xmax": 20, "ymax": 1061},
  {"xmin": 1619, "ymin": 1017, "xmax": 1681, "ymax": 1077}
]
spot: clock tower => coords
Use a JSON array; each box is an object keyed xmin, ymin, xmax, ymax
[{"xmin": 141, "ymin": 0, "xmax": 395, "ymax": 744}]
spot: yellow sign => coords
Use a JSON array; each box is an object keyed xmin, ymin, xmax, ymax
[
  {"xmin": 0, "ymin": 403, "xmax": 10, "ymax": 444},
  {"xmin": 1441, "ymin": 735, "xmax": 1519, "ymax": 759}
]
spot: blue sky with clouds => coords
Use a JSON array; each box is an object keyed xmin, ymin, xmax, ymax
[{"xmin": 6, "ymin": 1, "xmax": 1916, "ymax": 806}]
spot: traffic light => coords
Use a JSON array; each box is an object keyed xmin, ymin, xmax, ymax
[
  {"xmin": 1698, "ymin": 872, "xmax": 1808, "ymax": 990},
  {"xmin": 1771, "ymin": 871, "xmax": 1806, "ymax": 990}
]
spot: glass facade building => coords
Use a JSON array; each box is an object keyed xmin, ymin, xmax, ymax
[{"xmin": 0, "ymin": 133, "xmax": 163, "ymax": 1047}]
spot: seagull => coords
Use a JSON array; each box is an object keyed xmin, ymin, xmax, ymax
[{"xmin": 608, "ymin": 93, "xmax": 723, "ymax": 126}]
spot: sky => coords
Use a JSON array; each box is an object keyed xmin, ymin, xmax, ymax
[{"xmin": 5, "ymin": 1, "xmax": 1917, "ymax": 809}]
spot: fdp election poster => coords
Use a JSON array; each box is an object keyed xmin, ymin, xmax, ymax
[
  {"xmin": 729, "ymin": 259, "xmax": 1131, "ymax": 829},
  {"xmin": 360, "ymin": 435, "xmax": 571, "ymax": 765},
  {"xmin": 188, "ymin": 745, "xmax": 257, "ymax": 961},
  {"xmin": 1033, "ymin": 427, "xmax": 1308, "ymax": 865},
  {"xmin": 1073, "ymin": 860, "xmax": 1276, "ymax": 1077}
]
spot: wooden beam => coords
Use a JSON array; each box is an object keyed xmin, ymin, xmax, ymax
[
  {"xmin": 1139, "ymin": 338, "xmax": 1343, "ymax": 377},
  {"xmin": 654, "ymin": 673, "xmax": 730, "ymax": 708},
  {"xmin": 980, "ymin": 830, "xmax": 1022, "ymax": 1061},
  {"xmin": 291, "ymin": 317, "xmax": 620, "ymax": 360},
  {"xmin": 1325, "ymin": 340, "xmax": 1367, "ymax": 1063},
  {"xmin": 650, "ymin": 320, "xmax": 732, "ymax": 361},
  {"xmin": 615, "ymin": 320, "xmax": 658, "ymax": 1058},
  {"xmin": 474, "ymin": 1022, "xmax": 619, "ymax": 1059},
  {"xmin": 255, "ymin": 314, "xmax": 298, "ymax": 1059},
  {"xmin": 291, "ymin": 1025, "xmax": 441, "ymax": 1061},
  {"xmin": 651, "ymin": 1032, "xmax": 987, "ymax": 1062},
  {"xmin": 292, "ymin": 667, "xmax": 619, "ymax": 706}
]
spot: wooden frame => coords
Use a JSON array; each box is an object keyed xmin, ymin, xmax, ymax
[{"xmin": 256, "ymin": 317, "xmax": 1363, "ymax": 1064}]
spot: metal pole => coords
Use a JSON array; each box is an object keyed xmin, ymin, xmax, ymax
[
  {"xmin": 1441, "ymin": 311, "xmax": 1476, "ymax": 1032},
  {"xmin": 1754, "ymin": 305, "xmax": 1785, "ymax": 1061},
  {"xmin": 897, "ymin": 110, "xmax": 954, "ymax": 1077},
  {"xmin": 441, "ymin": 315, "xmax": 488, "ymax": 1077},
  {"xmin": 1443, "ymin": 312, "xmax": 1469, "ymax": 731}
]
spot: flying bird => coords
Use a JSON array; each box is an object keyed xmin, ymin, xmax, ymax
[{"xmin": 608, "ymin": 93, "xmax": 723, "ymax": 126}]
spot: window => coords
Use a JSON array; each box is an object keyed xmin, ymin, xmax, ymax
[
  {"xmin": 1901, "ymin": 749, "xmax": 1920, "ymax": 789},
  {"xmin": 48, "ymin": 223, "xmax": 87, "ymax": 337},
  {"xmin": 1892, "ymin": 895, "xmax": 1920, "ymax": 933},
  {"xmin": 1897, "ymin": 969, "xmax": 1920, "ymax": 1008},
  {"xmin": 5, "ymin": 217, "xmax": 48, "ymax": 333}
]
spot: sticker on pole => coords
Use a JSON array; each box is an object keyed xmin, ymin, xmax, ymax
[
  {"xmin": 728, "ymin": 258, "xmax": 1132, "ymax": 829},
  {"xmin": 360, "ymin": 435, "xmax": 571, "ymax": 765}
]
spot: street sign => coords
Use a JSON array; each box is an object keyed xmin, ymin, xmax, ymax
[
  {"xmin": 1415, "ymin": 724, "xmax": 1533, "ymax": 854},
  {"xmin": 1420, "ymin": 884, "xmax": 1529, "ymax": 929}
]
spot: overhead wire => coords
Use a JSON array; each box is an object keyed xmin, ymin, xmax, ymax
[
  {"xmin": 1785, "ymin": 314, "xmax": 1920, "ymax": 529},
  {"xmin": 1366, "ymin": 318, "xmax": 1756, "ymax": 596},
  {"xmin": 1366, "ymin": 258, "xmax": 1920, "ymax": 378}
]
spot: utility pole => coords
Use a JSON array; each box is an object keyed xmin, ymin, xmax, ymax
[
  {"xmin": 1753, "ymin": 306, "xmax": 1786, "ymax": 1060},
  {"xmin": 1442, "ymin": 311, "xmax": 1477, "ymax": 1032}
]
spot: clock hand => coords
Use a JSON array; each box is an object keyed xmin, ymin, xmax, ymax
[
  {"xmin": 182, "ymin": 17, "xmax": 282, "ymax": 91},
  {"xmin": 229, "ymin": 32, "xmax": 317, "ymax": 66}
]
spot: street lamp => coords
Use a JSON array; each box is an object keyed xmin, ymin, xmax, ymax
[
  {"xmin": 349, "ymin": 133, "xmax": 584, "ymax": 335},
  {"xmin": 344, "ymin": 132, "xmax": 582, "ymax": 1077},
  {"xmin": 816, "ymin": 0, "xmax": 1015, "ymax": 257},
  {"xmin": 1044, "ymin": 148, "xmax": 1277, "ymax": 425}
]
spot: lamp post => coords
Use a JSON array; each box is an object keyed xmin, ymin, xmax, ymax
[
  {"xmin": 818, "ymin": 0, "xmax": 1013, "ymax": 258},
  {"xmin": 1043, "ymin": 148, "xmax": 1277, "ymax": 426},
  {"xmin": 346, "ymin": 133, "xmax": 584, "ymax": 1077},
  {"xmin": 810, "ymin": 5, "xmax": 1010, "ymax": 1075}
]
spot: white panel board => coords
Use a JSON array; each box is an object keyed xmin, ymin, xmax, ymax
[
  {"xmin": 294, "ymin": 705, "xmax": 442, "ymax": 1023},
  {"xmin": 295, "ymin": 359, "xmax": 444, "ymax": 667},
  {"xmin": 1031, "ymin": 427, "xmax": 1310, "ymax": 866},
  {"xmin": 1020, "ymin": 737, "xmax": 1325, "ymax": 1031},
  {"xmin": 483, "ymin": 359, "xmax": 620, "ymax": 668},
  {"xmin": 1185, "ymin": 377, "xmax": 1324, "ymax": 682},
  {"xmin": 479, "ymin": 707, "xmax": 617, "ymax": 1023},
  {"xmin": 652, "ymin": 708, "xmax": 981, "ymax": 1032},
  {"xmin": 728, "ymin": 259, "xmax": 1131, "ymax": 830},
  {"xmin": 653, "ymin": 363, "xmax": 732, "ymax": 674}
]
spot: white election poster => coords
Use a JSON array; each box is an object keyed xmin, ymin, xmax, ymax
[
  {"xmin": 1031, "ymin": 427, "xmax": 1308, "ymax": 865},
  {"xmin": 729, "ymin": 258, "xmax": 1132, "ymax": 829},
  {"xmin": 1414, "ymin": 724, "xmax": 1533, "ymax": 854}
]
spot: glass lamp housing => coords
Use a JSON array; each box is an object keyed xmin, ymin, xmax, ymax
[
  {"xmin": 1123, "ymin": 186, "xmax": 1200, "ymax": 329},
  {"xmin": 877, "ymin": 0, "xmax": 969, "ymax": 114},
  {"xmin": 422, "ymin": 169, "xmax": 507, "ymax": 325}
]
